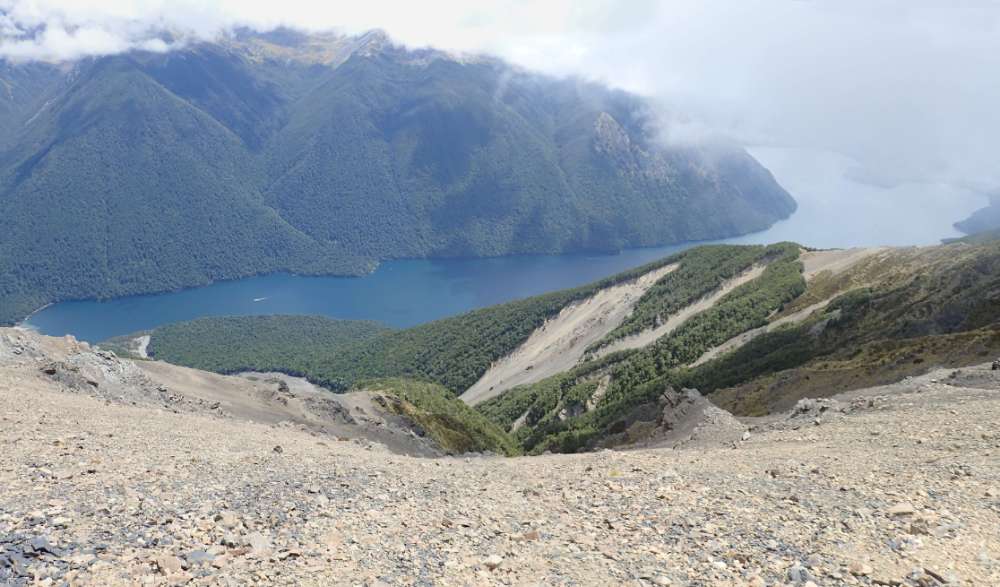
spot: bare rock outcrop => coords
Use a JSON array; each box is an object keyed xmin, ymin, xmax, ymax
[{"xmin": 599, "ymin": 386, "xmax": 747, "ymax": 450}]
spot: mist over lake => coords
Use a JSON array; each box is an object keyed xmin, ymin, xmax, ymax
[{"xmin": 745, "ymin": 147, "xmax": 987, "ymax": 248}]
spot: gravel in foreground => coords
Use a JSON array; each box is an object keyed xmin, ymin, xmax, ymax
[{"xmin": 2, "ymin": 358, "xmax": 999, "ymax": 585}]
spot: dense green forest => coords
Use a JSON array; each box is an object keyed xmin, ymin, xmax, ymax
[
  {"xmin": 0, "ymin": 30, "xmax": 795, "ymax": 325},
  {"xmin": 146, "ymin": 315, "xmax": 391, "ymax": 375},
  {"xmin": 587, "ymin": 244, "xmax": 790, "ymax": 352},
  {"xmin": 146, "ymin": 252, "xmax": 686, "ymax": 391},
  {"xmin": 115, "ymin": 239, "xmax": 1000, "ymax": 454}
]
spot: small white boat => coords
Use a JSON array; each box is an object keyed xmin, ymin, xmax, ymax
[{"xmin": 252, "ymin": 297, "xmax": 268, "ymax": 303}]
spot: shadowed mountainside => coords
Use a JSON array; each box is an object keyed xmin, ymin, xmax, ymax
[{"xmin": 0, "ymin": 29, "xmax": 795, "ymax": 325}]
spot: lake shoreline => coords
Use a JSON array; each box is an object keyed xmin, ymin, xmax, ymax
[
  {"xmin": 16, "ymin": 221, "xmax": 802, "ymax": 330},
  {"xmin": 23, "ymin": 227, "xmax": 784, "ymax": 341},
  {"xmin": 15, "ymin": 303, "xmax": 52, "ymax": 331}
]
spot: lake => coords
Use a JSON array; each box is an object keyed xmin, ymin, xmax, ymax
[
  {"xmin": 25, "ymin": 147, "xmax": 986, "ymax": 342},
  {"xmin": 25, "ymin": 243, "xmax": 704, "ymax": 342}
]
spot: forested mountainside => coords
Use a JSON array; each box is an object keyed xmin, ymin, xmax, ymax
[
  {"xmin": 123, "ymin": 238, "xmax": 1000, "ymax": 454},
  {"xmin": 0, "ymin": 29, "xmax": 795, "ymax": 325}
]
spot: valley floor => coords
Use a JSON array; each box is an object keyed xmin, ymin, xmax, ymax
[{"xmin": 2, "ymin": 341, "xmax": 999, "ymax": 585}]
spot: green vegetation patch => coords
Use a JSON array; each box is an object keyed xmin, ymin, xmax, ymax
[
  {"xmin": 136, "ymin": 247, "xmax": 738, "ymax": 396},
  {"xmin": 682, "ymin": 240, "xmax": 1000, "ymax": 414},
  {"xmin": 708, "ymin": 326, "xmax": 1000, "ymax": 416},
  {"xmin": 99, "ymin": 330, "xmax": 153, "ymax": 359},
  {"xmin": 498, "ymin": 243, "xmax": 806, "ymax": 453},
  {"xmin": 146, "ymin": 315, "xmax": 391, "ymax": 376},
  {"xmin": 588, "ymin": 244, "xmax": 787, "ymax": 352},
  {"xmin": 362, "ymin": 378, "xmax": 521, "ymax": 456},
  {"xmin": 295, "ymin": 252, "xmax": 689, "ymax": 392},
  {"xmin": 598, "ymin": 244, "xmax": 804, "ymax": 405}
]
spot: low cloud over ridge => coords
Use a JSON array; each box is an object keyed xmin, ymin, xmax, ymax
[{"xmin": 2, "ymin": 0, "xmax": 998, "ymax": 216}]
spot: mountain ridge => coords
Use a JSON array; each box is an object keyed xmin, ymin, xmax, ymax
[
  {"xmin": 0, "ymin": 29, "xmax": 795, "ymax": 325},
  {"xmin": 118, "ymin": 237, "xmax": 1000, "ymax": 454}
]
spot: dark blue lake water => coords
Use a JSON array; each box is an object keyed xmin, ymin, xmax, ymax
[
  {"xmin": 25, "ymin": 147, "xmax": 984, "ymax": 343},
  {"xmin": 25, "ymin": 241, "xmax": 707, "ymax": 343}
]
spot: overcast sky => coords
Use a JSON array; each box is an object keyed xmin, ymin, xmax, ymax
[{"xmin": 2, "ymin": 0, "xmax": 997, "ymax": 243}]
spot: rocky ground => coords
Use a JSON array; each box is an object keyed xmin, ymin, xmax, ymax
[
  {"xmin": 0, "ymin": 328, "xmax": 444, "ymax": 458},
  {"xmin": 1, "ymin": 329, "xmax": 999, "ymax": 586}
]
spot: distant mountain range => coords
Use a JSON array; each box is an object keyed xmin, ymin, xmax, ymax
[{"xmin": 0, "ymin": 29, "xmax": 795, "ymax": 324}]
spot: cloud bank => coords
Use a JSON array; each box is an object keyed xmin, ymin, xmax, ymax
[{"xmin": 2, "ymin": 0, "xmax": 998, "ymax": 227}]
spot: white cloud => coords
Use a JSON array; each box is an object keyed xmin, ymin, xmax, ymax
[
  {"xmin": 0, "ymin": 24, "xmax": 130, "ymax": 61},
  {"xmin": 1, "ymin": 0, "xmax": 998, "ymax": 216}
]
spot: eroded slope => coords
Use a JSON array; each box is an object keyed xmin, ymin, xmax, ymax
[{"xmin": 461, "ymin": 263, "xmax": 678, "ymax": 405}]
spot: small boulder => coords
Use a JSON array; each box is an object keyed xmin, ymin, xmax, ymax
[
  {"xmin": 886, "ymin": 503, "xmax": 916, "ymax": 517},
  {"xmin": 153, "ymin": 554, "xmax": 184, "ymax": 574},
  {"xmin": 215, "ymin": 512, "xmax": 240, "ymax": 529},
  {"xmin": 246, "ymin": 532, "xmax": 273, "ymax": 556},
  {"xmin": 185, "ymin": 550, "xmax": 215, "ymax": 566}
]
